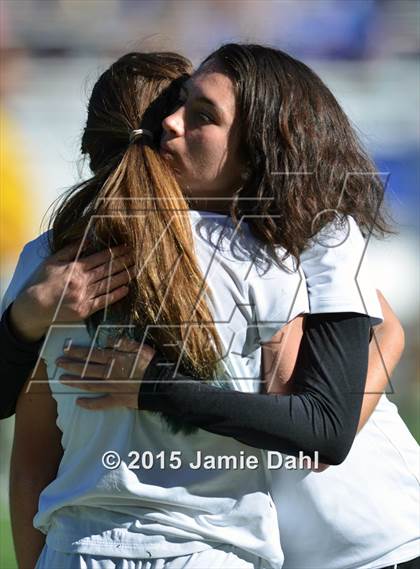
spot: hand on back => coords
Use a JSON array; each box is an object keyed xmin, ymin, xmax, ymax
[{"xmin": 10, "ymin": 242, "xmax": 135, "ymax": 342}]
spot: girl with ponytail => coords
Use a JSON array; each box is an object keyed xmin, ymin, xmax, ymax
[
  {"xmin": 50, "ymin": 52, "xmax": 223, "ymax": 387},
  {"xmin": 10, "ymin": 51, "xmax": 297, "ymax": 569}
]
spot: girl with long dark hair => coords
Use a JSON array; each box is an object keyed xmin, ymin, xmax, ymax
[
  {"xmin": 7, "ymin": 51, "xmax": 310, "ymax": 569},
  {"xmin": 153, "ymin": 43, "xmax": 419, "ymax": 569},
  {"xmin": 3, "ymin": 45, "xmax": 417, "ymax": 569}
]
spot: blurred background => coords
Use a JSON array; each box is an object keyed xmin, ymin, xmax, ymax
[{"xmin": 0, "ymin": 1, "xmax": 418, "ymax": 567}]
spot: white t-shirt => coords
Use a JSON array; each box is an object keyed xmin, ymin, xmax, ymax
[
  {"xmin": 2, "ymin": 209, "xmax": 309, "ymax": 568},
  {"xmin": 272, "ymin": 216, "xmax": 420, "ymax": 569},
  {"xmin": 4, "ymin": 212, "xmax": 416, "ymax": 569}
]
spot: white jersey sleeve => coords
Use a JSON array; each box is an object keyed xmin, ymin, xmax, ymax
[
  {"xmin": 247, "ymin": 255, "xmax": 309, "ymax": 347},
  {"xmin": 1, "ymin": 231, "xmax": 51, "ymax": 315},
  {"xmin": 300, "ymin": 215, "xmax": 383, "ymax": 325}
]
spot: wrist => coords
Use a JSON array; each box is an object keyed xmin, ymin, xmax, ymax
[
  {"xmin": 136, "ymin": 346, "xmax": 157, "ymax": 378},
  {"xmin": 138, "ymin": 354, "xmax": 177, "ymax": 410},
  {"xmin": 10, "ymin": 289, "xmax": 49, "ymax": 342}
]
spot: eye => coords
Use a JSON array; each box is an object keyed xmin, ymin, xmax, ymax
[{"xmin": 197, "ymin": 112, "xmax": 213, "ymax": 124}]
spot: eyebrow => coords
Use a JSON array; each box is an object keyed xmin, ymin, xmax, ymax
[{"xmin": 180, "ymin": 82, "xmax": 224, "ymax": 118}]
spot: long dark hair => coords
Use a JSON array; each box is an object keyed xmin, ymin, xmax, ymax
[
  {"xmin": 49, "ymin": 52, "xmax": 223, "ymax": 383},
  {"xmin": 202, "ymin": 43, "xmax": 394, "ymax": 264}
]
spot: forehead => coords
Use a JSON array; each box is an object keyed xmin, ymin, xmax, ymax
[{"xmin": 186, "ymin": 63, "xmax": 236, "ymax": 119}]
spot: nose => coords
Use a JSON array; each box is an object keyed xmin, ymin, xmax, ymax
[{"xmin": 162, "ymin": 106, "xmax": 185, "ymax": 138}]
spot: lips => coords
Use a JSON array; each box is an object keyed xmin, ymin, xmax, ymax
[
  {"xmin": 160, "ymin": 142, "xmax": 181, "ymax": 174},
  {"xmin": 160, "ymin": 141, "xmax": 174, "ymax": 156}
]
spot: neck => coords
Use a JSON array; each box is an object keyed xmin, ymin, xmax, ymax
[{"xmin": 186, "ymin": 196, "xmax": 233, "ymax": 215}]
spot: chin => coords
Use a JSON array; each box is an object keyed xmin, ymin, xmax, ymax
[
  {"xmin": 180, "ymin": 185, "xmax": 193, "ymax": 199},
  {"xmin": 177, "ymin": 177, "xmax": 195, "ymax": 196}
]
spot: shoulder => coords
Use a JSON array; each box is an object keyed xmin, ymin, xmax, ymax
[
  {"xmin": 301, "ymin": 215, "xmax": 365, "ymax": 267},
  {"xmin": 299, "ymin": 215, "xmax": 383, "ymax": 324},
  {"xmin": 300, "ymin": 215, "xmax": 370, "ymax": 286},
  {"xmin": 14, "ymin": 230, "xmax": 52, "ymax": 278},
  {"xmin": 1, "ymin": 230, "xmax": 52, "ymax": 313},
  {"xmin": 20, "ymin": 231, "xmax": 52, "ymax": 264}
]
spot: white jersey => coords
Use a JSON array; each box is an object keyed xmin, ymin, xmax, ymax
[
  {"xmin": 273, "ymin": 216, "xmax": 420, "ymax": 569},
  {"xmin": 2, "ymin": 209, "xmax": 308, "ymax": 568},
  {"xmin": 4, "ymin": 211, "xmax": 418, "ymax": 569}
]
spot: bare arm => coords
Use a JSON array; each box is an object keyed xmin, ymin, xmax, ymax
[
  {"xmin": 0, "ymin": 242, "xmax": 134, "ymax": 420},
  {"xmin": 261, "ymin": 315, "xmax": 304, "ymax": 394},
  {"xmin": 262, "ymin": 292, "xmax": 404, "ymax": 469},
  {"xmin": 357, "ymin": 290, "xmax": 404, "ymax": 431},
  {"xmin": 263, "ymin": 291, "xmax": 404, "ymax": 431},
  {"xmin": 10, "ymin": 361, "xmax": 63, "ymax": 569}
]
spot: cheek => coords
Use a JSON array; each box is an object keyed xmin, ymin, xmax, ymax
[{"xmin": 186, "ymin": 132, "xmax": 228, "ymax": 177}]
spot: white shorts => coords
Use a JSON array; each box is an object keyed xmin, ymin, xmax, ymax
[{"xmin": 35, "ymin": 543, "xmax": 268, "ymax": 569}]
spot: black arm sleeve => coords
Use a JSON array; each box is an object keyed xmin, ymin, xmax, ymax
[
  {"xmin": 139, "ymin": 313, "xmax": 371, "ymax": 465},
  {"xmin": 0, "ymin": 304, "xmax": 43, "ymax": 419},
  {"xmin": 0, "ymin": 307, "xmax": 371, "ymax": 465}
]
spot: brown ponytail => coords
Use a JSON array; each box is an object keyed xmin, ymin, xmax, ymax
[{"xmin": 49, "ymin": 52, "xmax": 223, "ymax": 382}]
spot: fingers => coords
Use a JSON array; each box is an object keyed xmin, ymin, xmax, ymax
[
  {"xmin": 109, "ymin": 336, "xmax": 145, "ymax": 353},
  {"xmin": 59, "ymin": 375, "xmax": 141, "ymax": 393},
  {"xmin": 63, "ymin": 340, "xmax": 148, "ymax": 362},
  {"xmin": 57, "ymin": 360, "xmax": 109, "ymax": 378},
  {"xmin": 51, "ymin": 240, "xmax": 83, "ymax": 262},
  {"xmin": 76, "ymin": 395, "xmax": 117, "ymax": 411},
  {"xmin": 82, "ymin": 245, "xmax": 132, "ymax": 271},
  {"xmin": 61, "ymin": 346, "xmax": 112, "ymax": 364},
  {"xmin": 89, "ymin": 285, "xmax": 130, "ymax": 313},
  {"xmin": 63, "ymin": 341, "xmax": 148, "ymax": 360},
  {"xmin": 59, "ymin": 375, "xmax": 108, "ymax": 390},
  {"xmin": 51, "ymin": 243, "xmax": 132, "ymax": 273},
  {"xmin": 88, "ymin": 265, "xmax": 136, "ymax": 297},
  {"xmin": 76, "ymin": 394, "xmax": 139, "ymax": 410},
  {"xmin": 88, "ymin": 253, "xmax": 135, "ymax": 284},
  {"xmin": 57, "ymin": 350, "xmax": 137, "ymax": 378}
]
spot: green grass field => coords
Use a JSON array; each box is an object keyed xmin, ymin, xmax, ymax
[{"xmin": 0, "ymin": 514, "xmax": 17, "ymax": 569}]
